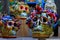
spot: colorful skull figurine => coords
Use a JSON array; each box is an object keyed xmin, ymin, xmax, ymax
[
  {"xmin": 45, "ymin": 0, "xmax": 57, "ymax": 13},
  {"xmin": 4, "ymin": 19, "xmax": 20, "ymax": 36},
  {"xmin": 18, "ymin": 2, "xmax": 29, "ymax": 18},
  {"xmin": 7, "ymin": 20, "xmax": 21, "ymax": 31},
  {"xmin": 26, "ymin": 9, "xmax": 54, "ymax": 36}
]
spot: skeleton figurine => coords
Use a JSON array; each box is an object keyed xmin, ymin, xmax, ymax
[{"xmin": 45, "ymin": 0, "xmax": 57, "ymax": 13}]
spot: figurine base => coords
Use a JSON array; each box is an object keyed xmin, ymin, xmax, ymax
[
  {"xmin": 16, "ymin": 17, "xmax": 29, "ymax": 37},
  {"xmin": 2, "ymin": 36, "xmax": 16, "ymax": 38},
  {"xmin": 32, "ymin": 32, "xmax": 49, "ymax": 38}
]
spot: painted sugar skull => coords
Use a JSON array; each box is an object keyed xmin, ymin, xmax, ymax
[
  {"xmin": 33, "ymin": 13, "xmax": 53, "ymax": 36},
  {"xmin": 1, "ymin": 16, "xmax": 21, "ymax": 36},
  {"xmin": 32, "ymin": 16, "xmax": 53, "ymax": 36},
  {"xmin": 45, "ymin": 0, "xmax": 57, "ymax": 13},
  {"xmin": 6, "ymin": 20, "xmax": 21, "ymax": 31},
  {"xmin": 5, "ymin": 20, "xmax": 20, "ymax": 36},
  {"xmin": 19, "ymin": 3, "xmax": 29, "ymax": 18}
]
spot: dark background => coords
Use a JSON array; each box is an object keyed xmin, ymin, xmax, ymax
[
  {"xmin": 55, "ymin": 0, "xmax": 60, "ymax": 17},
  {"xmin": 52, "ymin": 0, "xmax": 60, "ymax": 36}
]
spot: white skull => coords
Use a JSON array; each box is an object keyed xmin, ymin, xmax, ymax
[{"xmin": 45, "ymin": 0, "xmax": 57, "ymax": 13}]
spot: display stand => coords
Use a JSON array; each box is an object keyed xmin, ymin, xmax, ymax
[
  {"xmin": 32, "ymin": 32, "xmax": 49, "ymax": 40},
  {"xmin": 32, "ymin": 23, "xmax": 53, "ymax": 40},
  {"xmin": 38, "ymin": 38, "xmax": 46, "ymax": 40},
  {"xmin": 2, "ymin": 35, "xmax": 16, "ymax": 38},
  {"xmin": 2, "ymin": 30, "xmax": 16, "ymax": 38},
  {"xmin": 16, "ymin": 17, "xmax": 29, "ymax": 37},
  {"xmin": 0, "ymin": 21, "xmax": 16, "ymax": 38},
  {"xmin": 32, "ymin": 32, "xmax": 49, "ymax": 38}
]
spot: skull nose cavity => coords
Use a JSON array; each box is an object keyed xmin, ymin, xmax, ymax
[{"xmin": 43, "ymin": 18, "xmax": 46, "ymax": 22}]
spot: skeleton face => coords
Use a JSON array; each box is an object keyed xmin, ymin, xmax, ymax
[
  {"xmin": 7, "ymin": 21, "xmax": 20, "ymax": 28},
  {"xmin": 19, "ymin": 5, "xmax": 29, "ymax": 13}
]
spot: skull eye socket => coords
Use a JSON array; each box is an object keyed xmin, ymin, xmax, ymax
[
  {"xmin": 25, "ymin": 7, "xmax": 28, "ymax": 10},
  {"xmin": 20, "ymin": 6, "xmax": 23, "ymax": 9},
  {"xmin": 14, "ymin": 23, "xmax": 17, "ymax": 27},
  {"xmin": 8, "ymin": 22, "xmax": 12, "ymax": 26},
  {"xmin": 43, "ymin": 17, "xmax": 48, "ymax": 22},
  {"xmin": 43, "ymin": 18, "xmax": 46, "ymax": 22}
]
